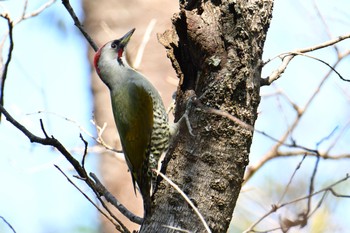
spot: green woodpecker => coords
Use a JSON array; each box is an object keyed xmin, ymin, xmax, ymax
[{"xmin": 94, "ymin": 28, "xmax": 170, "ymax": 216}]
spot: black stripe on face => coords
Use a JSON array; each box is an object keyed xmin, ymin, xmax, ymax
[
  {"xmin": 117, "ymin": 56, "xmax": 124, "ymax": 66},
  {"xmin": 111, "ymin": 40, "xmax": 125, "ymax": 66}
]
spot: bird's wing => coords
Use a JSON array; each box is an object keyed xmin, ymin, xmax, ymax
[{"xmin": 111, "ymin": 80, "xmax": 153, "ymax": 194}]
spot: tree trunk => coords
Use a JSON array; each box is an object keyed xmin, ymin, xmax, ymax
[{"xmin": 141, "ymin": 1, "xmax": 273, "ymax": 232}]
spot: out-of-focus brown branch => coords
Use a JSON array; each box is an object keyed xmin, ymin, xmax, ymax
[
  {"xmin": 20, "ymin": 0, "xmax": 56, "ymax": 21},
  {"xmin": 61, "ymin": 0, "xmax": 99, "ymax": 52}
]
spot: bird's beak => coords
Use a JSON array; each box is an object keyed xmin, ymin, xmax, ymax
[{"xmin": 120, "ymin": 28, "xmax": 135, "ymax": 48}]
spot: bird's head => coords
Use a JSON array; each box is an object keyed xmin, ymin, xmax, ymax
[{"xmin": 94, "ymin": 28, "xmax": 135, "ymax": 79}]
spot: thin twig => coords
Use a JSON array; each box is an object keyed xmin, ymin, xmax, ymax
[
  {"xmin": 262, "ymin": 32, "xmax": 350, "ymax": 85},
  {"xmin": 20, "ymin": 0, "xmax": 29, "ymax": 19},
  {"xmin": 79, "ymin": 133, "xmax": 88, "ymax": 169},
  {"xmin": 156, "ymin": 170, "xmax": 212, "ymax": 233},
  {"xmin": 307, "ymin": 188, "xmax": 328, "ymax": 219},
  {"xmin": 85, "ymin": 176, "xmax": 131, "ymax": 233},
  {"xmin": 244, "ymin": 174, "xmax": 350, "ymax": 232},
  {"xmin": 90, "ymin": 173, "xmax": 143, "ymax": 225},
  {"xmin": 28, "ymin": 110, "xmax": 122, "ymax": 153},
  {"xmin": 291, "ymin": 52, "xmax": 349, "ymax": 82},
  {"xmin": 0, "ymin": 216, "xmax": 16, "ymax": 233},
  {"xmin": 325, "ymin": 118, "xmax": 350, "ymax": 155},
  {"xmin": 247, "ymin": 52, "xmax": 350, "ymax": 182},
  {"xmin": 163, "ymin": 225, "xmax": 192, "ymax": 233},
  {"xmin": 54, "ymin": 165, "xmax": 121, "ymax": 230},
  {"xmin": 277, "ymin": 154, "xmax": 307, "ymax": 205},
  {"xmin": 39, "ymin": 119, "xmax": 49, "ymax": 138},
  {"xmin": 306, "ymin": 153, "xmax": 320, "ymax": 215},
  {"xmin": 284, "ymin": 174, "xmax": 350, "ymax": 207},
  {"xmin": 329, "ymin": 187, "xmax": 350, "ymax": 198},
  {"xmin": 312, "ymin": 0, "xmax": 339, "ymax": 54},
  {"xmin": 205, "ymin": 106, "xmax": 254, "ymax": 131},
  {"xmin": 316, "ymin": 125, "xmax": 339, "ymax": 149}
]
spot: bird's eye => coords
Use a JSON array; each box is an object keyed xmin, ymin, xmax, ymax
[{"xmin": 111, "ymin": 40, "xmax": 119, "ymax": 49}]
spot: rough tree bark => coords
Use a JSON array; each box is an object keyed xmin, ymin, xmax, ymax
[{"xmin": 141, "ymin": 1, "xmax": 274, "ymax": 232}]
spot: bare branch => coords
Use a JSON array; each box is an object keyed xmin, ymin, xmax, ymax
[{"xmin": 261, "ymin": 32, "xmax": 350, "ymax": 86}]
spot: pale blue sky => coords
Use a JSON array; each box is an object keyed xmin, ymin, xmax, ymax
[
  {"xmin": 1, "ymin": 1, "xmax": 96, "ymax": 232},
  {"xmin": 1, "ymin": 0, "xmax": 350, "ymax": 233}
]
